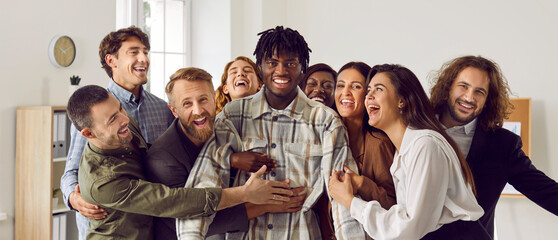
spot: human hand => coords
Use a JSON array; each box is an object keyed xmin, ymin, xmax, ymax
[
  {"xmin": 266, "ymin": 186, "xmax": 306, "ymax": 213},
  {"xmin": 328, "ymin": 170, "xmax": 354, "ymax": 210},
  {"xmin": 343, "ymin": 166, "xmax": 363, "ymax": 194},
  {"xmin": 69, "ymin": 184, "xmax": 107, "ymax": 220},
  {"xmin": 243, "ymin": 165, "xmax": 294, "ymax": 204},
  {"xmin": 230, "ymin": 151, "xmax": 276, "ymax": 172}
]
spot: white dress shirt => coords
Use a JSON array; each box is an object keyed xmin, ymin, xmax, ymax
[
  {"xmin": 443, "ymin": 118, "xmax": 477, "ymax": 158},
  {"xmin": 350, "ymin": 127, "xmax": 484, "ymax": 239}
]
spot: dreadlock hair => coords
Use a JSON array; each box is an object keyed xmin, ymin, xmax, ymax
[{"xmin": 253, "ymin": 26, "xmax": 312, "ymax": 73}]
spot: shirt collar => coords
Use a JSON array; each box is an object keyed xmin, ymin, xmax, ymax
[
  {"xmin": 107, "ymin": 79, "xmax": 143, "ymax": 103},
  {"xmin": 250, "ymin": 86, "xmax": 305, "ymax": 120},
  {"xmin": 436, "ymin": 114, "xmax": 478, "ymax": 136},
  {"xmin": 446, "ymin": 118, "xmax": 478, "ymax": 136}
]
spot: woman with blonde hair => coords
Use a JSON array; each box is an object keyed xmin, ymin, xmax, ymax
[{"xmin": 215, "ymin": 56, "xmax": 262, "ymax": 113}]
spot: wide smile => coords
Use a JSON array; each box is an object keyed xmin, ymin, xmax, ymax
[
  {"xmin": 234, "ymin": 78, "xmax": 249, "ymax": 88},
  {"xmin": 367, "ymin": 104, "xmax": 380, "ymax": 115},
  {"xmin": 456, "ymin": 100, "xmax": 475, "ymax": 113},
  {"xmin": 339, "ymin": 99, "xmax": 355, "ymax": 108},
  {"xmin": 133, "ymin": 66, "xmax": 148, "ymax": 75},
  {"xmin": 272, "ymin": 77, "xmax": 291, "ymax": 88},
  {"xmin": 117, "ymin": 126, "xmax": 130, "ymax": 137},
  {"xmin": 192, "ymin": 117, "xmax": 208, "ymax": 129},
  {"xmin": 309, "ymin": 93, "xmax": 326, "ymax": 103}
]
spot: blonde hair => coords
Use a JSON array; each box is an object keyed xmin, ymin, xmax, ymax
[
  {"xmin": 166, "ymin": 67, "xmax": 213, "ymax": 106},
  {"xmin": 215, "ymin": 56, "xmax": 262, "ymax": 114}
]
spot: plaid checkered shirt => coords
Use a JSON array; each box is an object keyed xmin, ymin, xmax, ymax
[{"xmin": 177, "ymin": 87, "xmax": 366, "ymax": 239}]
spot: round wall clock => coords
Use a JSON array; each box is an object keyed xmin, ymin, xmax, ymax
[{"xmin": 49, "ymin": 35, "xmax": 76, "ymax": 68}]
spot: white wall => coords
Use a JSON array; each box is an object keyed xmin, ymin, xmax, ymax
[
  {"xmin": 0, "ymin": 0, "xmax": 114, "ymax": 238},
  {"xmin": 2, "ymin": 0, "xmax": 557, "ymax": 239},
  {"xmin": 223, "ymin": 0, "xmax": 558, "ymax": 239}
]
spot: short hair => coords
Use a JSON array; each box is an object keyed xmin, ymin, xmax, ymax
[
  {"xmin": 166, "ymin": 67, "xmax": 214, "ymax": 106},
  {"xmin": 369, "ymin": 64, "xmax": 476, "ymax": 194},
  {"xmin": 430, "ymin": 55, "xmax": 512, "ymax": 131},
  {"xmin": 253, "ymin": 26, "xmax": 312, "ymax": 72},
  {"xmin": 67, "ymin": 85, "xmax": 110, "ymax": 131},
  {"xmin": 99, "ymin": 26, "xmax": 150, "ymax": 78},
  {"xmin": 298, "ymin": 63, "xmax": 338, "ymax": 90},
  {"xmin": 215, "ymin": 56, "xmax": 262, "ymax": 114}
]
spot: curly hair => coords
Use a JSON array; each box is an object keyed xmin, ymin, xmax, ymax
[
  {"xmin": 430, "ymin": 56, "xmax": 513, "ymax": 131},
  {"xmin": 98, "ymin": 26, "xmax": 150, "ymax": 78},
  {"xmin": 215, "ymin": 56, "xmax": 262, "ymax": 114},
  {"xmin": 370, "ymin": 64, "xmax": 476, "ymax": 195},
  {"xmin": 253, "ymin": 26, "xmax": 311, "ymax": 73}
]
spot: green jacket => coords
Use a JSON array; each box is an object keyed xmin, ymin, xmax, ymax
[{"xmin": 78, "ymin": 117, "xmax": 221, "ymax": 240}]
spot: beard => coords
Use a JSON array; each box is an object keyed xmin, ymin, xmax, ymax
[
  {"xmin": 94, "ymin": 128, "xmax": 133, "ymax": 148},
  {"xmin": 180, "ymin": 113, "xmax": 215, "ymax": 144},
  {"xmin": 447, "ymin": 99, "xmax": 479, "ymax": 125}
]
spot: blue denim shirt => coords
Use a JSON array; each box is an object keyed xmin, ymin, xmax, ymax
[{"xmin": 60, "ymin": 80, "xmax": 174, "ymax": 240}]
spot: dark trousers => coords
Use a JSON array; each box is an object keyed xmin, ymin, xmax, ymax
[{"xmin": 421, "ymin": 220, "xmax": 492, "ymax": 240}]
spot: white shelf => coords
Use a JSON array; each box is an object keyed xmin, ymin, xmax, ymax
[{"xmin": 53, "ymin": 202, "xmax": 71, "ymax": 214}]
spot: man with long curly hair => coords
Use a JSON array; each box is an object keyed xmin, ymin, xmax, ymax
[{"xmin": 430, "ymin": 55, "xmax": 558, "ymax": 238}]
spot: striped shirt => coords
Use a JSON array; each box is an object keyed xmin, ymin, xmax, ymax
[
  {"xmin": 177, "ymin": 87, "xmax": 366, "ymax": 239},
  {"xmin": 60, "ymin": 80, "xmax": 174, "ymax": 240}
]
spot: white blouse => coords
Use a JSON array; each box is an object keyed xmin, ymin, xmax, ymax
[{"xmin": 350, "ymin": 127, "xmax": 484, "ymax": 240}]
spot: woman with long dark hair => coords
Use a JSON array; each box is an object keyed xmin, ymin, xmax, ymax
[
  {"xmin": 329, "ymin": 64, "xmax": 489, "ymax": 239},
  {"xmin": 318, "ymin": 62, "xmax": 396, "ymax": 239}
]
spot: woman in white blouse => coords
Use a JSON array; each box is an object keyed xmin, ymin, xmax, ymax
[{"xmin": 328, "ymin": 64, "xmax": 490, "ymax": 239}]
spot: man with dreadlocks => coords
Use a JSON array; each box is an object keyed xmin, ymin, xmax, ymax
[{"xmin": 177, "ymin": 26, "xmax": 366, "ymax": 239}]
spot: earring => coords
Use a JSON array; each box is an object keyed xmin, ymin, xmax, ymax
[{"xmin": 399, "ymin": 108, "xmax": 403, "ymax": 114}]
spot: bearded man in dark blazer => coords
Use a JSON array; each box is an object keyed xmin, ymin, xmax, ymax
[{"xmin": 430, "ymin": 55, "xmax": 558, "ymax": 239}]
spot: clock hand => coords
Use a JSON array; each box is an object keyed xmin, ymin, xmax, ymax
[
  {"xmin": 63, "ymin": 46, "xmax": 73, "ymax": 52},
  {"xmin": 58, "ymin": 47, "xmax": 66, "ymax": 54}
]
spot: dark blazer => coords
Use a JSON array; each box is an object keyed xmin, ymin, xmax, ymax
[
  {"xmin": 144, "ymin": 119, "xmax": 249, "ymax": 240},
  {"xmin": 466, "ymin": 125, "xmax": 558, "ymax": 238}
]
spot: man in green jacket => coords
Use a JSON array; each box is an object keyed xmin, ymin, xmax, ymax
[{"xmin": 67, "ymin": 85, "xmax": 294, "ymax": 240}]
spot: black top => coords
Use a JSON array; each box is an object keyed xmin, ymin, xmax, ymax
[
  {"xmin": 144, "ymin": 118, "xmax": 249, "ymax": 240},
  {"xmin": 467, "ymin": 125, "xmax": 558, "ymax": 238}
]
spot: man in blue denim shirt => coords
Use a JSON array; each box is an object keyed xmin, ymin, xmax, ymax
[{"xmin": 60, "ymin": 26, "xmax": 174, "ymax": 240}]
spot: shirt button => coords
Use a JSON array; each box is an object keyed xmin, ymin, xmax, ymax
[
  {"xmin": 270, "ymin": 171, "xmax": 276, "ymax": 177},
  {"xmin": 271, "ymin": 143, "xmax": 276, "ymax": 148},
  {"xmin": 129, "ymin": 152, "xmax": 132, "ymax": 155},
  {"xmin": 272, "ymin": 116, "xmax": 278, "ymax": 121},
  {"xmin": 121, "ymin": 155, "xmax": 125, "ymax": 158},
  {"xmin": 267, "ymin": 224, "xmax": 273, "ymax": 229}
]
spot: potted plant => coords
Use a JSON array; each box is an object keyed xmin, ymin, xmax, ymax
[{"xmin": 69, "ymin": 75, "xmax": 81, "ymax": 97}]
